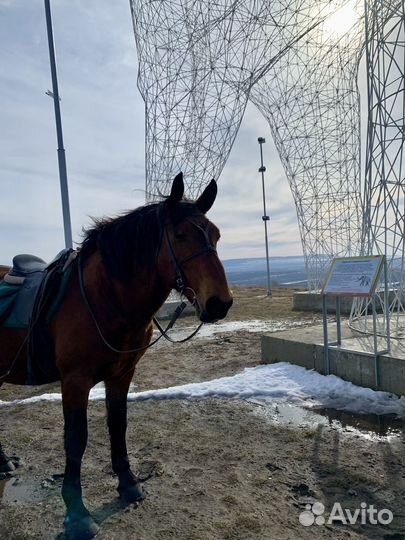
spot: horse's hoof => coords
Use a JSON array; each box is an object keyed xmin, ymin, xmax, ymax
[
  {"xmin": 0, "ymin": 460, "xmax": 15, "ymax": 473},
  {"xmin": 10, "ymin": 456, "xmax": 22, "ymax": 469},
  {"xmin": 118, "ymin": 482, "xmax": 145, "ymax": 503},
  {"xmin": 64, "ymin": 514, "xmax": 100, "ymax": 540}
]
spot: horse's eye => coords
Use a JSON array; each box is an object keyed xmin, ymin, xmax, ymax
[{"xmin": 175, "ymin": 232, "xmax": 186, "ymax": 240}]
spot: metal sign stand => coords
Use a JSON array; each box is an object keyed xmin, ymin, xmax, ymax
[{"xmin": 322, "ymin": 256, "xmax": 390, "ymax": 388}]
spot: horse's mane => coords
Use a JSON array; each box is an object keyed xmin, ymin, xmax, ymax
[{"xmin": 80, "ymin": 199, "xmax": 201, "ymax": 282}]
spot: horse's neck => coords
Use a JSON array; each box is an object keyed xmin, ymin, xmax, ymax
[
  {"xmin": 88, "ymin": 253, "xmax": 170, "ymax": 329},
  {"xmin": 117, "ymin": 271, "xmax": 170, "ymax": 326}
]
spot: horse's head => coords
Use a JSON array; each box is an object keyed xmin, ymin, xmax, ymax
[{"xmin": 159, "ymin": 173, "xmax": 233, "ymax": 323}]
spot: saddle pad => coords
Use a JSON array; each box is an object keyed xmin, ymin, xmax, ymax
[
  {"xmin": 0, "ymin": 281, "xmax": 22, "ymax": 326},
  {"xmin": 0, "ymin": 270, "xmax": 45, "ymax": 328},
  {"xmin": 0, "ymin": 249, "xmax": 75, "ymax": 330},
  {"xmin": 0, "ymin": 249, "xmax": 75, "ymax": 385}
]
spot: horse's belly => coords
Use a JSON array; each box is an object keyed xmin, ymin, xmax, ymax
[{"xmin": 0, "ymin": 327, "xmax": 29, "ymax": 385}]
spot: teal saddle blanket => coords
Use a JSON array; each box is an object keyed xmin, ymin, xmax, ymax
[
  {"xmin": 0, "ymin": 250, "xmax": 72, "ymax": 328},
  {"xmin": 0, "ymin": 269, "xmax": 46, "ymax": 328},
  {"xmin": 0, "ymin": 281, "xmax": 23, "ymax": 327},
  {"xmin": 0, "ymin": 249, "xmax": 75, "ymax": 384}
]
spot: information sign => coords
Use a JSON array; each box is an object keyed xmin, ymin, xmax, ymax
[{"xmin": 322, "ymin": 256, "xmax": 384, "ymax": 297}]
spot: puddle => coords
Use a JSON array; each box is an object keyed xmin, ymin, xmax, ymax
[
  {"xmin": 316, "ymin": 407, "xmax": 405, "ymax": 437},
  {"xmin": 0, "ymin": 476, "xmax": 43, "ymax": 504},
  {"xmin": 254, "ymin": 401, "xmax": 405, "ymax": 439}
]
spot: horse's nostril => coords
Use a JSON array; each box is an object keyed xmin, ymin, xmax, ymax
[{"xmin": 205, "ymin": 296, "xmax": 233, "ymax": 321}]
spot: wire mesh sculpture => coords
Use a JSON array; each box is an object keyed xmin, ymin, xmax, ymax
[
  {"xmin": 350, "ymin": 0, "xmax": 405, "ymax": 338},
  {"xmin": 249, "ymin": 1, "xmax": 364, "ymax": 289},
  {"xmin": 130, "ymin": 0, "xmax": 404, "ymax": 315},
  {"xmin": 130, "ymin": 0, "xmax": 355, "ymax": 201}
]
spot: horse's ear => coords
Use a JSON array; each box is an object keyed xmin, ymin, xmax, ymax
[
  {"xmin": 167, "ymin": 172, "xmax": 184, "ymax": 203},
  {"xmin": 196, "ymin": 179, "xmax": 217, "ymax": 214}
]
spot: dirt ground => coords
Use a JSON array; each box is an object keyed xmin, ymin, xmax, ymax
[{"xmin": 1, "ymin": 287, "xmax": 405, "ymax": 540}]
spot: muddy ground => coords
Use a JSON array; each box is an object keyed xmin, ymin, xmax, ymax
[{"xmin": 1, "ymin": 288, "xmax": 405, "ymax": 540}]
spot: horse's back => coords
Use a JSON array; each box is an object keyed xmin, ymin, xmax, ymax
[{"xmin": 0, "ymin": 266, "xmax": 10, "ymax": 280}]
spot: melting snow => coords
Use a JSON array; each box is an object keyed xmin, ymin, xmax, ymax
[{"xmin": 1, "ymin": 362, "xmax": 404, "ymax": 418}]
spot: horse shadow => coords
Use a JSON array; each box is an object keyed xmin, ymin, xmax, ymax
[
  {"xmin": 55, "ymin": 489, "xmax": 144, "ymax": 539},
  {"xmin": 310, "ymin": 423, "xmax": 405, "ymax": 539},
  {"xmin": 92, "ymin": 496, "xmax": 140, "ymax": 524}
]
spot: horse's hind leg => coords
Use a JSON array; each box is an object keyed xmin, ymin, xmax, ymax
[
  {"xmin": 0, "ymin": 443, "xmax": 15, "ymax": 473},
  {"xmin": 105, "ymin": 372, "xmax": 144, "ymax": 503},
  {"xmin": 61, "ymin": 376, "xmax": 99, "ymax": 540},
  {"xmin": 0, "ymin": 382, "xmax": 16, "ymax": 473}
]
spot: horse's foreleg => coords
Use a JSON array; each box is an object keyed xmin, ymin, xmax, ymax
[
  {"xmin": 105, "ymin": 373, "xmax": 144, "ymax": 503},
  {"xmin": 61, "ymin": 378, "xmax": 99, "ymax": 540}
]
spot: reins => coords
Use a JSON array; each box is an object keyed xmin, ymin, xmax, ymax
[
  {"xmin": 78, "ymin": 255, "xmax": 202, "ymax": 354},
  {"xmin": 78, "ymin": 218, "xmax": 216, "ymax": 355}
]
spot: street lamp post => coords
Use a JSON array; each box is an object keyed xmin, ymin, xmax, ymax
[
  {"xmin": 258, "ymin": 137, "xmax": 272, "ymax": 297},
  {"xmin": 44, "ymin": 0, "xmax": 73, "ymax": 249}
]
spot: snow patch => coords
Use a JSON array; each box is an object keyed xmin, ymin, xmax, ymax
[{"xmin": 1, "ymin": 362, "xmax": 404, "ymax": 418}]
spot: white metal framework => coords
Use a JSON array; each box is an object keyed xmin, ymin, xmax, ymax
[
  {"xmin": 350, "ymin": 0, "xmax": 405, "ymax": 338},
  {"xmin": 249, "ymin": 1, "xmax": 364, "ymax": 289},
  {"xmin": 130, "ymin": 1, "xmax": 404, "ymax": 306},
  {"xmin": 130, "ymin": 0, "xmax": 356, "ymax": 203}
]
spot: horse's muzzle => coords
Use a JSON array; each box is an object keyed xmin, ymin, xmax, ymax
[{"xmin": 199, "ymin": 295, "xmax": 233, "ymax": 323}]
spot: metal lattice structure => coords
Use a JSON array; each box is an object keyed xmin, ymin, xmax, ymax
[
  {"xmin": 249, "ymin": 1, "xmax": 365, "ymax": 289},
  {"xmin": 130, "ymin": 0, "xmax": 357, "ymax": 202},
  {"xmin": 130, "ymin": 1, "xmax": 404, "ymax": 304},
  {"xmin": 350, "ymin": 0, "xmax": 405, "ymax": 338}
]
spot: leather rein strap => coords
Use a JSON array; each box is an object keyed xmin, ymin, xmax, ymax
[{"xmin": 78, "ymin": 219, "xmax": 216, "ymax": 355}]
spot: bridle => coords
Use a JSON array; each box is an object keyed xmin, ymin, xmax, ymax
[
  {"xmin": 78, "ymin": 217, "xmax": 218, "ymax": 354},
  {"xmin": 164, "ymin": 218, "xmax": 217, "ymax": 301},
  {"xmin": 151, "ymin": 218, "xmax": 217, "ymax": 342}
]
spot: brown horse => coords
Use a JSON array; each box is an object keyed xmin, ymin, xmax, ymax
[{"xmin": 0, "ymin": 173, "xmax": 233, "ymax": 540}]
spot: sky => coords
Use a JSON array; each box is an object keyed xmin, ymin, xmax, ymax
[{"xmin": 0, "ymin": 0, "xmax": 364, "ymax": 264}]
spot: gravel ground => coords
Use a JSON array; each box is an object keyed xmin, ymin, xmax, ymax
[{"xmin": 1, "ymin": 287, "xmax": 405, "ymax": 540}]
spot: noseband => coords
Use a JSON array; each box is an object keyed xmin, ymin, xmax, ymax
[{"xmin": 165, "ymin": 218, "xmax": 217, "ymax": 297}]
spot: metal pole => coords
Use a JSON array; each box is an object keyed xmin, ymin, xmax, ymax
[
  {"xmin": 258, "ymin": 137, "xmax": 271, "ymax": 297},
  {"xmin": 336, "ymin": 296, "xmax": 342, "ymax": 346},
  {"xmin": 372, "ymin": 295, "xmax": 379, "ymax": 388},
  {"xmin": 322, "ymin": 294, "xmax": 330, "ymax": 374},
  {"xmin": 44, "ymin": 0, "xmax": 73, "ymax": 249},
  {"xmin": 383, "ymin": 255, "xmax": 391, "ymax": 354}
]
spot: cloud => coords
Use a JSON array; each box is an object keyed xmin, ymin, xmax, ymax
[{"xmin": 0, "ymin": 0, "xmax": 302, "ymax": 264}]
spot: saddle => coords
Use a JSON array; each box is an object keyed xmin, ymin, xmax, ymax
[
  {"xmin": 6, "ymin": 254, "xmax": 48, "ymax": 280},
  {"xmin": 0, "ymin": 249, "xmax": 77, "ymax": 384}
]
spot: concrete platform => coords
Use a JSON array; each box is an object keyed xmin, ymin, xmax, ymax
[
  {"xmin": 292, "ymin": 289, "xmax": 402, "ymax": 314},
  {"xmin": 261, "ymin": 322, "xmax": 405, "ymax": 396}
]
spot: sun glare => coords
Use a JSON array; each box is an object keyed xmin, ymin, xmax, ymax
[{"xmin": 323, "ymin": 1, "xmax": 362, "ymax": 40}]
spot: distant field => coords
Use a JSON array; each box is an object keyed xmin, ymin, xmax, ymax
[{"xmin": 223, "ymin": 256, "xmax": 309, "ymax": 288}]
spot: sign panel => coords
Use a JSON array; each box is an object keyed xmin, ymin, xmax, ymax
[{"xmin": 322, "ymin": 256, "xmax": 384, "ymax": 297}]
